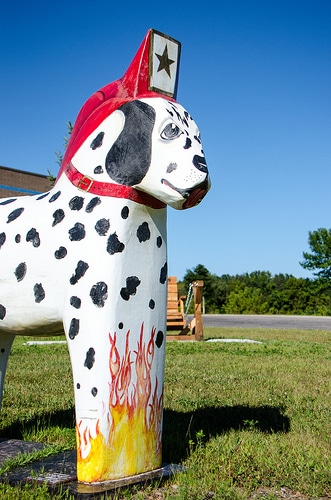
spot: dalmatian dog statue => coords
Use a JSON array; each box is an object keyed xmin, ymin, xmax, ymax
[{"xmin": 0, "ymin": 30, "xmax": 210, "ymax": 483}]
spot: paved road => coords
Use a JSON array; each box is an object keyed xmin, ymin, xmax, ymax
[{"xmin": 200, "ymin": 314, "xmax": 331, "ymax": 330}]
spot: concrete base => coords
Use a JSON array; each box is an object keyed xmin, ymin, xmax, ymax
[
  {"xmin": 166, "ymin": 335, "xmax": 196, "ymax": 341},
  {"xmin": 66, "ymin": 464, "xmax": 181, "ymax": 497},
  {"xmin": 0, "ymin": 438, "xmax": 181, "ymax": 498},
  {"xmin": 206, "ymin": 338, "xmax": 262, "ymax": 344},
  {"xmin": 0, "ymin": 438, "xmax": 46, "ymax": 468}
]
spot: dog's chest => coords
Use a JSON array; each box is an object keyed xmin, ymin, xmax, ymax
[{"xmin": 0, "ymin": 179, "xmax": 168, "ymax": 334}]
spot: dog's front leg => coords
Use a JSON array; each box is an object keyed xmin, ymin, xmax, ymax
[
  {"xmin": 0, "ymin": 331, "xmax": 15, "ymax": 408},
  {"xmin": 63, "ymin": 303, "xmax": 164, "ymax": 483}
]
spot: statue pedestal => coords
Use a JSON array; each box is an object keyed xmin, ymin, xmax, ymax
[{"xmin": 0, "ymin": 438, "xmax": 181, "ymax": 497}]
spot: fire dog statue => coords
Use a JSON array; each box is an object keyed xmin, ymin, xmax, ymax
[{"xmin": 0, "ymin": 29, "xmax": 210, "ymax": 482}]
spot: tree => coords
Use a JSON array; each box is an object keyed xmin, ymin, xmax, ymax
[
  {"xmin": 300, "ymin": 228, "xmax": 331, "ymax": 279},
  {"xmin": 182, "ymin": 264, "xmax": 221, "ymax": 313},
  {"xmin": 55, "ymin": 121, "xmax": 73, "ymax": 166},
  {"xmin": 224, "ymin": 286, "xmax": 268, "ymax": 314},
  {"xmin": 181, "ymin": 262, "xmax": 331, "ymax": 315}
]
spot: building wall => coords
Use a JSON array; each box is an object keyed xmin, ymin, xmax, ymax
[{"xmin": 0, "ymin": 166, "xmax": 52, "ymax": 198}]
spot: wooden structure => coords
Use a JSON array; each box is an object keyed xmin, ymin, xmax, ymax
[
  {"xmin": 166, "ymin": 277, "xmax": 204, "ymax": 341},
  {"xmin": 166, "ymin": 276, "xmax": 186, "ymax": 329}
]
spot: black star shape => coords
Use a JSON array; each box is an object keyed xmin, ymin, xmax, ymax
[{"xmin": 155, "ymin": 45, "xmax": 175, "ymax": 78}]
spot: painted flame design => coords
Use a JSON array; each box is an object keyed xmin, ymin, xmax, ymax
[{"xmin": 77, "ymin": 324, "xmax": 163, "ymax": 482}]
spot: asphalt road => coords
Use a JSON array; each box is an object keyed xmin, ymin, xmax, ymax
[{"xmin": 200, "ymin": 314, "xmax": 331, "ymax": 330}]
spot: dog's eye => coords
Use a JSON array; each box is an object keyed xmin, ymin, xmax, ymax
[{"xmin": 161, "ymin": 123, "xmax": 183, "ymax": 140}]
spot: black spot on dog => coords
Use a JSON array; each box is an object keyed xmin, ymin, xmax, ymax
[
  {"xmin": 107, "ymin": 232, "xmax": 125, "ymax": 255},
  {"xmin": 156, "ymin": 236, "xmax": 162, "ymax": 248},
  {"xmin": 34, "ymin": 283, "xmax": 45, "ymax": 303},
  {"xmin": 14, "ymin": 262, "xmax": 27, "ymax": 282},
  {"xmin": 91, "ymin": 387, "xmax": 98, "ymax": 397},
  {"xmin": 160, "ymin": 262, "xmax": 167, "ymax": 284},
  {"xmin": 156, "ymin": 331, "xmax": 164, "ymax": 348},
  {"xmin": 70, "ymin": 260, "xmax": 89, "ymax": 285},
  {"xmin": 26, "ymin": 228, "xmax": 40, "ymax": 247},
  {"xmin": 49, "ymin": 191, "xmax": 61, "ymax": 203},
  {"xmin": 7, "ymin": 207, "xmax": 24, "ymax": 223},
  {"xmin": 69, "ymin": 318, "xmax": 80, "ymax": 339},
  {"xmin": 70, "ymin": 296, "xmax": 81, "ymax": 309},
  {"xmin": 166, "ymin": 163, "xmax": 177, "ymax": 173},
  {"xmin": 36, "ymin": 192, "xmax": 50, "ymax": 200},
  {"xmin": 90, "ymin": 282, "xmax": 108, "ymax": 307},
  {"xmin": 69, "ymin": 196, "xmax": 84, "ymax": 211},
  {"xmin": 52, "ymin": 209, "xmax": 65, "ymax": 226},
  {"xmin": 77, "ymin": 383, "xmax": 81, "ymax": 389},
  {"xmin": 90, "ymin": 132, "xmax": 105, "ymax": 150},
  {"xmin": 86, "ymin": 197, "xmax": 101, "ymax": 213},
  {"xmin": 137, "ymin": 222, "xmax": 150, "ymax": 242},
  {"xmin": 184, "ymin": 137, "xmax": 192, "ymax": 149},
  {"xmin": 94, "ymin": 165, "xmax": 103, "ymax": 174},
  {"xmin": 55, "ymin": 246, "xmax": 67, "ymax": 259},
  {"xmin": 0, "ymin": 305, "xmax": 6, "ymax": 320},
  {"xmin": 171, "ymin": 106, "xmax": 182, "ymax": 122},
  {"xmin": 15, "ymin": 234, "xmax": 21, "ymax": 243},
  {"xmin": 69, "ymin": 223, "xmax": 85, "ymax": 241},
  {"xmin": 149, "ymin": 299, "xmax": 155, "ymax": 309},
  {"xmin": 0, "ymin": 198, "xmax": 17, "ymax": 205},
  {"xmin": 118, "ymin": 322, "xmax": 123, "ymax": 329},
  {"xmin": 105, "ymin": 100, "xmax": 155, "ymax": 185},
  {"xmin": 0, "ymin": 232, "xmax": 6, "ymax": 249},
  {"xmin": 121, "ymin": 206, "xmax": 129, "ymax": 219},
  {"xmin": 120, "ymin": 276, "xmax": 141, "ymax": 301},
  {"xmin": 95, "ymin": 218, "xmax": 110, "ymax": 236},
  {"xmin": 84, "ymin": 348, "xmax": 95, "ymax": 369}
]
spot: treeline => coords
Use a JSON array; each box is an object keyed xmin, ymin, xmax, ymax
[{"xmin": 179, "ymin": 264, "xmax": 331, "ymax": 315}]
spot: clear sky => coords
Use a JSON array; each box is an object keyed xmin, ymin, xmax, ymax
[{"xmin": 1, "ymin": 1, "xmax": 330, "ymax": 280}]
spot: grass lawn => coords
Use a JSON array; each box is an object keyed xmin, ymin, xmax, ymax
[{"xmin": 0, "ymin": 327, "xmax": 331, "ymax": 498}]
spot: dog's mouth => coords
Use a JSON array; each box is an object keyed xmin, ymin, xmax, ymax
[
  {"xmin": 161, "ymin": 178, "xmax": 209, "ymax": 209},
  {"xmin": 182, "ymin": 182, "xmax": 209, "ymax": 209}
]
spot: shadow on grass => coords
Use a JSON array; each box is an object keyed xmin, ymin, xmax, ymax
[
  {"xmin": 163, "ymin": 405, "xmax": 290, "ymax": 463},
  {"xmin": 0, "ymin": 407, "xmax": 75, "ymax": 440},
  {"xmin": 0, "ymin": 404, "xmax": 289, "ymax": 465}
]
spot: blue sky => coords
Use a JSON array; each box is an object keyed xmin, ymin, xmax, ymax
[{"xmin": 1, "ymin": 1, "xmax": 330, "ymax": 280}]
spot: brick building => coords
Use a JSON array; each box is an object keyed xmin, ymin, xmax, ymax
[{"xmin": 0, "ymin": 166, "xmax": 52, "ymax": 198}]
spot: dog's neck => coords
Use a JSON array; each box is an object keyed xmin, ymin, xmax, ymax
[{"xmin": 61, "ymin": 163, "xmax": 166, "ymax": 210}]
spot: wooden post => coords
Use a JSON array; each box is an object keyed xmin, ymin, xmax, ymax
[{"xmin": 193, "ymin": 280, "xmax": 204, "ymax": 341}]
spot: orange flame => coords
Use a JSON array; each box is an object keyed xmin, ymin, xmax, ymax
[{"xmin": 77, "ymin": 323, "xmax": 163, "ymax": 482}]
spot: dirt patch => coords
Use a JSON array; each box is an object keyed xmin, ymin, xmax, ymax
[
  {"xmin": 131, "ymin": 485, "xmax": 330, "ymax": 499},
  {"xmin": 249, "ymin": 486, "xmax": 330, "ymax": 499}
]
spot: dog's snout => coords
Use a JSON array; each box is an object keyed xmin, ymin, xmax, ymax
[{"xmin": 193, "ymin": 155, "xmax": 208, "ymax": 173}]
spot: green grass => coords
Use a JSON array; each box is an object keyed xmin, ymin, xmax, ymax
[{"xmin": 1, "ymin": 328, "xmax": 331, "ymax": 498}]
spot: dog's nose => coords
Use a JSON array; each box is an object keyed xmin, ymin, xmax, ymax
[{"xmin": 193, "ymin": 155, "xmax": 208, "ymax": 173}]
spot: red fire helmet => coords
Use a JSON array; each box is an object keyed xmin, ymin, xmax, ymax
[{"xmin": 58, "ymin": 29, "xmax": 181, "ymax": 180}]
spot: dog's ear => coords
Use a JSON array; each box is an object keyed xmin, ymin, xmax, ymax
[{"xmin": 105, "ymin": 100, "xmax": 155, "ymax": 186}]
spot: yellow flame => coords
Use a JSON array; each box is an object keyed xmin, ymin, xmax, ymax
[{"xmin": 77, "ymin": 324, "xmax": 163, "ymax": 482}]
